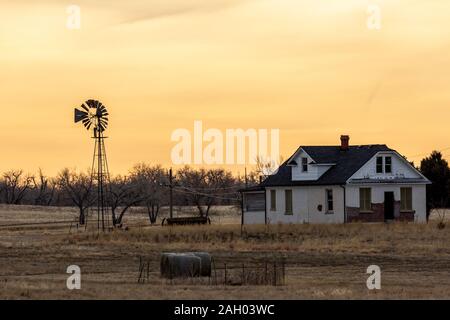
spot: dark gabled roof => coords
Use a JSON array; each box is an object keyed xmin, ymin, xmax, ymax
[{"xmin": 261, "ymin": 144, "xmax": 393, "ymax": 187}]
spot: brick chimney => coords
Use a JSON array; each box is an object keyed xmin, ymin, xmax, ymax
[{"xmin": 340, "ymin": 135, "xmax": 350, "ymax": 151}]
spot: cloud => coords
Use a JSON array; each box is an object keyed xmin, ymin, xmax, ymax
[
  {"xmin": 5, "ymin": 0, "xmax": 249, "ymax": 25},
  {"xmin": 3, "ymin": 0, "xmax": 249, "ymax": 26},
  {"xmin": 115, "ymin": 0, "xmax": 249, "ymax": 25}
]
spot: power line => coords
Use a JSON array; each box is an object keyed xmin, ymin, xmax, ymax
[
  {"xmin": 172, "ymin": 187, "xmax": 239, "ymax": 201},
  {"xmin": 173, "ymin": 184, "xmax": 243, "ymax": 191},
  {"xmin": 175, "ymin": 185, "xmax": 240, "ymax": 195}
]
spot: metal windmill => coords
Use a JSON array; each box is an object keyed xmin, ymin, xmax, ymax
[{"xmin": 74, "ymin": 99, "xmax": 111, "ymax": 231}]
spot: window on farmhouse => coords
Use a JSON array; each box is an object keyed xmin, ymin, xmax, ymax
[
  {"xmin": 359, "ymin": 188, "xmax": 372, "ymax": 211},
  {"xmin": 244, "ymin": 193, "xmax": 265, "ymax": 212},
  {"xmin": 376, "ymin": 156, "xmax": 383, "ymax": 173},
  {"xmin": 302, "ymin": 157, "xmax": 308, "ymax": 172},
  {"xmin": 401, "ymin": 187, "xmax": 412, "ymax": 211},
  {"xmin": 285, "ymin": 190, "xmax": 293, "ymax": 215},
  {"xmin": 326, "ymin": 189, "xmax": 334, "ymax": 213},
  {"xmin": 385, "ymin": 156, "xmax": 392, "ymax": 173},
  {"xmin": 270, "ymin": 190, "xmax": 276, "ymax": 211}
]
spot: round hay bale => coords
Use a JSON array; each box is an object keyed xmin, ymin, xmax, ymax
[
  {"xmin": 160, "ymin": 253, "xmax": 202, "ymax": 279},
  {"xmin": 187, "ymin": 252, "xmax": 212, "ymax": 277}
]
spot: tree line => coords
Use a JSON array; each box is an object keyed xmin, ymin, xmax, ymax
[
  {"xmin": 0, "ymin": 151, "xmax": 448, "ymax": 224},
  {"xmin": 0, "ymin": 164, "xmax": 262, "ymax": 226},
  {"xmin": 419, "ymin": 151, "xmax": 450, "ymax": 220}
]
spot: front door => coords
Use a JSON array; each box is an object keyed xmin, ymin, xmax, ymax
[{"xmin": 384, "ymin": 192, "xmax": 395, "ymax": 220}]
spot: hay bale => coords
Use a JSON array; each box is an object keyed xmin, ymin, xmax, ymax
[
  {"xmin": 160, "ymin": 252, "xmax": 211, "ymax": 279},
  {"xmin": 187, "ymin": 252, "xmax": 212, "ymax": 277},
  {"xmin": 160, "ymin": 253, "xmax": 201, "ymax": 279}
]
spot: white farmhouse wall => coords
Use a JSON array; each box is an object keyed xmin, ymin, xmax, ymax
[
  {"xmin": 307, "ymin": 186, "xmax": 345, "ymax": 223},
  {"xmin": 412, "ymin": 185, "xmax": 427, "ymax": 222},
  {"xmin": 345, "ymin": 184, "xmax": 427, "ymax": 222},
  {"xmin": 264, "ymin": 186, "xmax": 344, "ymax": 224},
  {"xmin": 346, "ymin": 185, "xmax": 396, "ymax": 207}
]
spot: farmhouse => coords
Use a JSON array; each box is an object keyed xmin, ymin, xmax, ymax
[{"xmin": 241, "ymin": 135, "xmax": 430, "ymax": 224}]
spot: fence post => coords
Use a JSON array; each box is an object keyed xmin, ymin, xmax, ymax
[
  {"xmin": 273, "ymin": 262, "xmax": 277, "ymax": 286},
  {"xmin": 265, "ymin": 261, "xmax": 268, "ymax": 285},
  {"xmin": 138, "ymin": 257, "xmax": 144, "ymax": 283},
  {"xmin": 212, "ymin": 257, "xmax": 218, "ymax": 286},
  {"xmin": 224, "ymin": 263, "xmax": 227, "ymax": 286}
]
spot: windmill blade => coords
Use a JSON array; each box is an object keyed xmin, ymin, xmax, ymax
[
  {"xmin": 80, "ymin": 103, "xmax": 89, "ymax": 112},
  {"xmin": 99, "ymin": 121, "xmax": 108, "ymax": 130},
  {"xmin": 74, "ymin": 108, "xmax": 88, "ymax": 123},
  {"xmin": 99, "ymin": 106, "xmax": 108, "ymax": 116},
  {"xmin": 82, "ymin": 118, "xmax": 92, "ymax": 129},
  {"xmin": 98, "ymin": 105, "xmax": 107, "ymax": 114},
  {"xmin": 86, "ymin": 99, "xmax": 95, "ymax": 109}
]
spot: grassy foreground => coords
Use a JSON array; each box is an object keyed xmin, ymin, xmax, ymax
[{"xmin": 0, "ymin": 206, "xmax": 449, "ymax": 299}]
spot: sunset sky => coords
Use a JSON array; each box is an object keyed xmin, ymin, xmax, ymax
[{"xmin": 1, "ymin": 0, "xmax": 449, "ymax": 176}]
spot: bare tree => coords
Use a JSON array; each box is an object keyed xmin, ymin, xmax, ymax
[
  {"xmin": 57, "ymin": 168, "xmax": 93, "ymax": 225},
  {"xmin": 176, "ymin": 167, "xmax": 236, "ymax": 217},
  {"xmin": 176, "ymin": 166, "xmax": 208, "ymax": 217},
  {"xmin": 255, "ymin": 155, "xmax": 284, "ymax": 178},
  {"xmin": 0, "ymin": 170, "xmax": 34, "ymax": 204},
  {"xmin": 129, "ymin": 164, "xmax": 168, "ymax": 224},
  {"xmin": 108, "ymin": 175, "xmax": 142, "ymax": 226},
  {"xmin": 32, "ymin": 169, "xmax": 56, "ymax": 206}
]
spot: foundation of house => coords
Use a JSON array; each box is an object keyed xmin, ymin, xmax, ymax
[{"xmin": 346, "ymin": 201, "xmax": 415, "ymax": 222}]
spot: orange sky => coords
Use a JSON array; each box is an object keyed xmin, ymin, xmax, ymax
[{"xmin": 1, "ymin": 0, "xmax": 449, "ymax": 176}]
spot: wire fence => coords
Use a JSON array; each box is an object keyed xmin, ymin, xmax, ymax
[{"xmin": 137, "ymin": 256, "xmax": 286, "ymax": 286}]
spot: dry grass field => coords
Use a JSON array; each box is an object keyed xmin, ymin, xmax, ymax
[{"xmin": 0, "ymin": 205, "xmax": 449, "ymax": 300}]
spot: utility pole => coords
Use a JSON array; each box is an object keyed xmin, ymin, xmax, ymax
[
  {"xmin": 169, "ymin": 168, "xmax": 173, "ymax": 219},
  {"xmin": 244, "ymin": 167, "xmax": 248, "ymax": 188}
]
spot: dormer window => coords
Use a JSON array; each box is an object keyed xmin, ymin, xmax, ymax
[
  {"xmin": 302, "ymin": 157, "xmax": 308, "ymax": 172},
  {"xmin": 376, "ymin": 155, "xmax": 393, "ymax": 174},
  {"xmin": 385, "ymin": 156, "xmax": 392, "ymax": 173},
  {"xmin": 376, "ymin": 157, "xmax": 383, "ymax": 173}
]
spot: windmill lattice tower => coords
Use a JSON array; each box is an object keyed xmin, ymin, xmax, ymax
[{"xmin": 74, "ymin": 99, "xmax": 111, "ymax": 231}]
